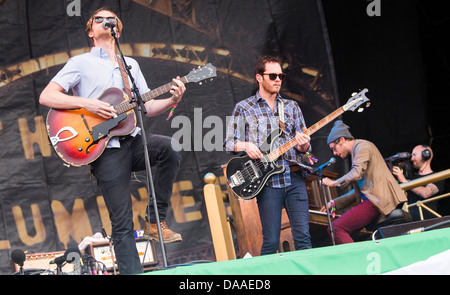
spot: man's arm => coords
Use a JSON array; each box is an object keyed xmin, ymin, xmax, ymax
[
  {"xmin": 393, "ymin": 166, "xmax": 439, "ymax": 199},
  {"xmin": 39, "ymin": 81, "xmax": 116, "ymax": 119},
  {"xmin": 295, "ymin": 131, "xmax": 311, "ymax": 153},
  {"xmin": 411, "ymin": 183, "xmax": 439, "ymax": 199},
  {"xmin": 144, "ymin": 77, "xmax": 186, "ymax": 117},
  {"xmin": 233, "ymin": 142, "xmax": 263, "ymax": 159},
  {"xmin": 320, "ymin": 188, "xmax": 358, "ymax": 212},
  {"xmin": 323, "ymin": 141, "xmax": 370, "ymax": 188},
  {"xmin": 336, "ymin": 142, "xmax": 370, "ymax": 188}
]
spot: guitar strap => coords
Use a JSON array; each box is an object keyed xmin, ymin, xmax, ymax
[
  {"xmin": 117, "ymin": 57, "xmax": 133, "ymax": 100},
  {"xmin": 277, "ymin": 98, "xmax": 286, "ymax": 133},
  {"xmin": 277, "ymin": 97, "xmax": 314, "ymax": 173},
  {"xmin": 117, "ymin": 57, "xmax": 138, "ymax": 137}
]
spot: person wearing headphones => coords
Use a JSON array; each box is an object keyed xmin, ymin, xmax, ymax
[{"xmin": 393, "ymin": 145, "xmax": 445, "ymax": 221}]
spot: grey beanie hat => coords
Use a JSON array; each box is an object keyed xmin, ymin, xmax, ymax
[{"xmin": 327, "ymin": 120, "xmax": 354, "ymax": 145}]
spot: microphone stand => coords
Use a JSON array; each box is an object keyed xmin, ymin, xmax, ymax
[
  {"xmin": 18, "ymin": 263, "xmax": 24, "ymax": 275},
  {"xmin": 55, "ymin": 260, "xmax": 64, "ymax": 275},
  {"xmin": 102, "ymin": 227, "xmax": 117, "ymax": 275},
  {"xmin": 109, "ymin": 27, "xmax": 168, "ymax": 269},
  {"xmin": 313, "ymin": 165, "xmax": 336, "ymax": 246}
]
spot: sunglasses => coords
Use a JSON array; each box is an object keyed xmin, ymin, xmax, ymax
[
  {"xmin": 93, "ymin": 16, "xmax": 117, "ymax": 23},
  {"xmin": 262, "ymin": 73, "xmax": 286, "ymax": 81}
]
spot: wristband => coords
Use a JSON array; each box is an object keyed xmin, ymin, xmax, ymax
[
  {"xmin": 330, "ymin": 200, "xmax": 336, "ymax": 218},
  {"xmin": 166, "ymin": 97, "xmax": 178, "ymax": 120}
]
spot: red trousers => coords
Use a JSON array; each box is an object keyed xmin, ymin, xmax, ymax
[{"xmin": 329, "ymin": 200, "xmax": 380, "ymax": 244}]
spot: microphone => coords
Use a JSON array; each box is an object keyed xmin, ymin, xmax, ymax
[
  {"xmin": 313, "ymin": 157, "xmax": 336, "ymax": 173},
  {"xmin": 102, "ymin": 21, "xmax": 116, "ymax": 30},
  {"xmin": 49, "ymin": 253, "xmax": 66, "ymax": 265},
  {"xmin": 11, "ymin": 249, "xmax": 26, "ymax": 267},
  {"xmin": 385, "ymin": 152, "xmax": 411, "ymax": 161}
]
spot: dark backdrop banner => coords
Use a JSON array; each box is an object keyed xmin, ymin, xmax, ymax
[
  {"xmin": 0, "ymin": 0, "xmax": 340, "ymax": 274},
  {"xmin": 0, "ymin": 0, "xmax": 430, "ymax": 275}
]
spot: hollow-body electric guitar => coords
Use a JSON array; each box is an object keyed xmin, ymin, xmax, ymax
[
  {"xmin": 46, "ymin": 63, "xmax": 216, "ymax": 166},
  {"xmin": 225, "ymin": 89, "xmax": 370, "ymax": 200}
]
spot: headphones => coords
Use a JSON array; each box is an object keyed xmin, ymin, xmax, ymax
[{"xmin": 421, "ymin": 145, "xmax": 431, "ymax": 161}]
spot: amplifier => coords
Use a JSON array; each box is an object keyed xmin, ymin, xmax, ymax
[
  {"xmin": 11, "ymin": 251, "xmax": 75, "ymax": 274},
  {"xmin": 86, "ymin": 238, "xmax": 158, "ymax": 273}
]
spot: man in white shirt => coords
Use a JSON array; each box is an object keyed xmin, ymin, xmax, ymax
[{"xmin": 40, "ymin": 8, "xmax": 185, "ymax": 274}]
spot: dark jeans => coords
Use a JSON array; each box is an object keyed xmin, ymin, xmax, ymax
[
  {"xmin": 256, "ymin": 172, "xmax": 312, "ymax": 255},
  {"xmin": 91, "ymin": 133, "xmax": 181, "ymax": 274},
  {"xmin": 329, "ymin": 200, "xmax": 380, "ymax": 244}
]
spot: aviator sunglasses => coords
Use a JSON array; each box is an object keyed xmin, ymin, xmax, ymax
[
  {"xmin": 93, "ymin": 16, "xmax": 117, "ymax": 23},
  {"xmin": 262, "ymin": 73, "xmax": 286, "ymax": 81}
]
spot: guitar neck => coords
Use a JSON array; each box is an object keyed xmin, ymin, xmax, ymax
[
  {"xmin": 267, "ymin": 106, "xmax": 345, "ymax": 162},
  {"xmin": 113, "ymin": 76, "xmax": 189, "ymax": 114}
]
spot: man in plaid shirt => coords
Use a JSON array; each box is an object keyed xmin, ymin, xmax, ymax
[{"xmin": 224, "ymin": 56, "xmax": 312, "ymax": 254}]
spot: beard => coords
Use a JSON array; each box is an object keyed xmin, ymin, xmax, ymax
[
  {"xmin": 338, "ymin": 149, "xmax": 350, "ymax": 159},
  {"xmin": 413, "ymin": 160, "xmax": 423, "ymax": 170},
  {"xmin": 262, "ymin": 83, "xmax": 281, "ymax": 95}
]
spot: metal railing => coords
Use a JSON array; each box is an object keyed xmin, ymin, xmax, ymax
[{"xmin": 399, "ymin": 168, "xmax": 450, "ymax": 221}]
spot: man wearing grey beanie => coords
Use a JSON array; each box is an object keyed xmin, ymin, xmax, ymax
[{"xmin": 321, "ymin": 120, "xmax": 407, "ymax": 244}]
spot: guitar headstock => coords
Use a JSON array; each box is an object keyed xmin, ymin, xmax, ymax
[
  {"xmin": 342, "ymin": 88, "xmax": 370, "ymax": 112},
  {"xmin": 185, "ymin": 63, "xmax": 217, "ymax": 85}
]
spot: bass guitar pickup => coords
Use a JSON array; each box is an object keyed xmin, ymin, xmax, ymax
[
  {"xmin": 243, "ymin": 159, "xmax": 262, "ymax": 182},
  {"xmin": 228, "ymin": 170, "xmax": 244, "ymax": 188}
]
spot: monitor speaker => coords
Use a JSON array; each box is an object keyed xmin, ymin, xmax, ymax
[{"xmin": 376, "ymin": 216, "xmax": 450, "ymax": 239}]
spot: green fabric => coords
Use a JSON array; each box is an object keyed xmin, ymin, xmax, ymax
[{"xmin": 147, "ymin": 228, "xmax": 450, "ymax": 275}]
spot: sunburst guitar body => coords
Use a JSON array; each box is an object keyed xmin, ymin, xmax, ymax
[{"xmin": 46, "ymin": 63, "xmax": 217, "ymax": 166}]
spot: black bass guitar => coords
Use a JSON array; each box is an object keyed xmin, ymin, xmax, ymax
[{"xmin": 225, "ymin": 89, "xmax": 370, "ymax": 200}]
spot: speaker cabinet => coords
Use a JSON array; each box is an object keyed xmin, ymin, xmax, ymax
[{"xmin": 377, "ymin": 216, "xmax": 450, "ymax": 239}]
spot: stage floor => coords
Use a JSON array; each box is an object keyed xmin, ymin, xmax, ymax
[{"xmin": 146, "ymin": 227, "xmax": 450, "ymax": 275}]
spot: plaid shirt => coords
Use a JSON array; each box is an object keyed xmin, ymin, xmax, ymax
[{"xmin": 224, "ymin": 91, "xmax": 310, "ymax": 188}]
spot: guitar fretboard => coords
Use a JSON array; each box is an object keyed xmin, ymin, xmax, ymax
[
  {"xmin": 267, "ymin": 107, "xmax": 345, "ymax": 162},
  {"xmin": 113, "ymin": 76, "xmax": 189, "ymax": 114}
]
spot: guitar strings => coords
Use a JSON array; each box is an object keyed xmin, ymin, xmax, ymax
[{"xmin": 236, "ymin": 124, "xmax": 317, "ymax": 183}]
